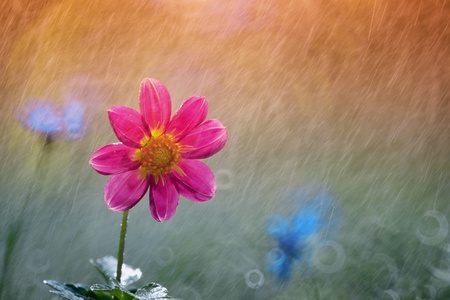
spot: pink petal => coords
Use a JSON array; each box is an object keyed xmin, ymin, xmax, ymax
[
  {"xmin": 179, "ymin": 119, "xmax": 227, "ymax": 159},
  {"xmin": 108, "ymin": 106, "xmax": 149, "ymax": 148},
  {"xmin": 139, "ymin": 78, "xmax": 172, "ymax": 133},
  {"xmin": 173, "ymin": 159, "xmax": 217, "ymax": 202},
  {"xmin": 149, "ymin": 175, "xmax": 180, "ymax": 222},
  {"xmin": 166, "ymin": 96, "xmax": 208, "ymax": 142},
  {"xmin": 90, "ymin": 143, "xmax": 140, "ymax": 175},
  {"xmin": 175, "ymin": 183, "xmax": 212, "ymax": 203},
  {"xmin": 104, "ymin": 169, "xmax": 150, "ymax": 212}
]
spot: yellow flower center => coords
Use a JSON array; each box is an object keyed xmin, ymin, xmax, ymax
[{"xmin": 134, "ymin": 134, "xmax": 182, "ymax": 182}]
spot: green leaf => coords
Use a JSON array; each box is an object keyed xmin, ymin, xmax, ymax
[
  {"xmin": 91, "ymin": 280, "xmax": 137, "ymax": 300},
  {"xmin": 90, "ymin": 280, "xmax": 173, "ymax": 300},
  {"xmin": 43, "ymin": 280, "xmax": 98, "ymax": 300},
  {"xmin": 90, "ymin": 256, "xmax": 142, "ymax": 286},
  {"xmin": 45, "ymin": 258, "xmax": 173, "ymax": 300},
  {"xmin": 134, "ymin": 283, "xmax": 171, "ymax": 299}
]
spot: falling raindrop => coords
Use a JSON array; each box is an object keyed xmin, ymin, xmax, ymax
[
  {"xmin": 245, "ymin": 269, "xmax": 264, "ymax": 289},
  {"xmin": 215, "ymin": 169, "xmax": 234, "ymax": 190},
  {"xmin": 416, "ymin": 210, "xmax": 449, "ymax": 246},
  {"xmin": 383, "ymin": 289, "xmax": 400, "ymax": 300},
  {"xmin": 154, "ymin": 246, "xmax": 174, "ymax": 267},
  {"xmin": 312, "ymin": 241, "xmax": 346, "ymax": 274}
]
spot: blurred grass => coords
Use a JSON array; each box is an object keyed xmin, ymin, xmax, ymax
[{"xmin": 0, "ymin": 0, "xmax": 449, "ymax": 299}]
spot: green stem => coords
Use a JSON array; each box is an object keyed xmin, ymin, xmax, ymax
[
  {"xmin": 1, "ymin": 136, "xmax": 52, "ymax": 298},
  {"xmin": 116, "ymin": 210, "xmax": 129, "ymax": 283}
]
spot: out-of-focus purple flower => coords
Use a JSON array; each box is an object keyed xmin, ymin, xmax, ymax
[
  {"xmin": 265, "ymin": 187, "xmax": 340, "ymax": 284},
  {"xmin": 63, "ymin": 99, "xmax": 87, "ymax": 140},
  {"xmin": 16, "ymin": 99, "xmax": 62, "ymax": 137}
]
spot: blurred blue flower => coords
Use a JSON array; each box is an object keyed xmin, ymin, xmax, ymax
[
  {"xmin": 265, "ymin": 209, "xmax": 321, "ymax": 283},
  {"xmin": 265, "ymin": 187, "xmax": 340, "ymax": 284},
  {"xmin": 17, "ymin": 98, "xmax": 88, "ymax": 140},
  {"xmin": 265, "ymin": 248, "xmax": 294, "ymax": 283},
  {"xmin": 16, "ymin": 99, "xmax": 62, "ymax": 137},
  {"xmin": 63, "ymin": 99, "xmax": 87, "ymax": 140}
]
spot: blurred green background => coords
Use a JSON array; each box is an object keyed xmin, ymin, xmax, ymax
[{"xmin": 0, "ymin": 0, "xmax": 449, "ymax": 299}]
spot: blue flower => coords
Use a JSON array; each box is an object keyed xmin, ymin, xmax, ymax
[
  {"xmin": 265, "ymin": 187, "xmax": 340, "ymax": 283},
  {"xmin": 17, "ymin": 98, "xmax": 88, "ymax": 140},
  {"xmin": 265, "ymin": 209, "xmax": 321, "ymax": 283},
  {"xmin": 63, "ymin": 99, "xmax": 87, "ymax": 140},
  {"xmin": 265, "ymin": 248, "xmax": 294, "ymax": 283},
  {"xmin": 16, "ymin": 99, "xmax": 62, "ymax": 137}
]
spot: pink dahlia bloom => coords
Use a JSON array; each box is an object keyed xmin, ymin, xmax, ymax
[{"xmin": 90, "ymin": 78, "xmax": 227, "ymax": 222}]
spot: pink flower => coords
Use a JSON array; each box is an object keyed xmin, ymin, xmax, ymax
[{"xmin": 90, "ymin": 78, "xmax": 227, "ymax": 222}]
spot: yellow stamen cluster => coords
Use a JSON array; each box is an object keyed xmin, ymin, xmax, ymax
[{"xmin": 134, "ymin": 134, "xmax": 182, "ymax": 182}]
